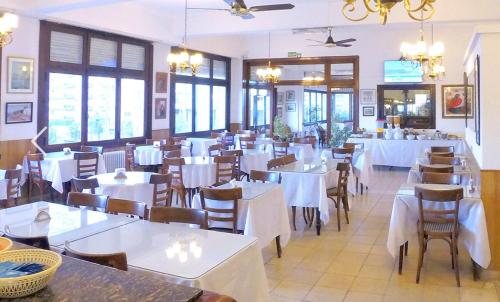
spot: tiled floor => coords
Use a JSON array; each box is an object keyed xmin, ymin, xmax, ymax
[{"xmin": 261, "ymin": 165, "xmax": 500, "ymax": 302}]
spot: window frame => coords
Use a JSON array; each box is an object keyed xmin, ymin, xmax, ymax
[
  {"xmin": 303, "ymin": 89, "xmax": 328, "ymax": 125},
  {"xmin": 169, "ymin": 48, "xmax": 231, "ymax": 138},
  {"xmin": 38, "ymin": 21, "xmax": 153, "ymax": 151}
]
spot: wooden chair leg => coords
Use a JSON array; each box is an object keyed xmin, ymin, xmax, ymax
[
  {"xmin": 472, "ymin": 258, "xmax": 480, "ymax": 281},
  {"xmin": 302, "ymin": 207, "xmax": 308, "ymax": 225},
  {"xmin": 404, "ymin": 241, "xmax": 408, "ymax": 256},
  {"xmin": 355, "ymin": 177, "xmax": 359, "ymax": 194},
  {"xmin": 275, "ymin": 236, "xmax": 282, "ymax": 258},
  {"xmin": 360, "ymin": 183, "xmax": 364, "ymax": 195},
  {"xmin": 343, "ymin": 198, "xmax": 350, "ymax": 225},
  {"xmin": 336, "ymin": 199, "xmax": 341, "ymax": 232},
  {"xmin": 453, "ymin": 235, "xmax": 460, "ymax": 287},
  {"xmin": 399, "ymin": 244, "xmax": 404, "ymax": 274},
  {"xmin": 416, "ymin": 238, "xmax": 424, "ymax": 283},
  {"xmin": 291, "ymin": 206, "xmax": 297, "ymax": 231},
  {"xmin": 315, "ymin": 208, "xmax": 321, "ymax": 236}
]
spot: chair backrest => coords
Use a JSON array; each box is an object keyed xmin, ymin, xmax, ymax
[
  {"xmin": 80, "ymin": 145, "xmax": 104, "ymax": 154},
  {"xmin": 273, "ymin": 141, "xmax": 289, "ymax": 159},
  {"xmin": 208, "ymin": 144, "xmax": 223, "ymax": 157},
  {"xmin": 250, "ymin": 170, "xmax": 281, "ymax": 184},
  {"xmin": 429, "ymin": 156, "xmax": 461, "ymax": 165},
  {"xmin": 421, "ymin": 172, "xmax": 461, "ymax": 185},
  {"xmin": 170, "ymin": 136, "xmax": 187, "ymax": 145},
  {"xmin": 3, "ymin": 232, "xmax": 50, "ymax": 250},
  {"xmin": 222, "ymin": 132, "xmax": 235, "ymax": 149},
  {"xmin": 26, "ymin": 153, "xmax": 44, "ymax": 182},
  {"xmin": 431, "ymin": 146, "xmax": 455, "ymax": 153},
  {"xmin": 282, "ymin": 154, "xmax": 297, "ymax": 165},
  {"xmin": 336, "ymin": 162, "xmax": 350, "ymax": 195},
  {"xmin": 4, "ymin": 168, "xmax": 22, "ymax": 201},
  {"xmin": 211, "ymin": 131, "xmax": 224, "ymax": 140},
  {"xmin": 181, "ymin": 140, "xmax": 193, "ymax": 156},
  {"xmin": 415, "ymin": 186, "xmax": 463, "ymax": 234},
  {"xmin": 64, "ymin": 242, "xmax": 128, "ymax": 271},
  {"xmin": 221, "ymin": 150, "xmax": 243, "ymax": 179},
  {"xmin": 161, "ymin": 158, "xmax": 184, "ymax": 187},
  {"xmin": 419, "ymin": 164, "xmax": 454, "ymax": 174},
  {"xmin": 74, "ymin": 152, "xmax": 99, "ymax": 178},
  {"xmin": 293, "ymin": 137, "xmax": 315, "ymax": 145},
  {"xmin": 214, "ymin": 155, "xmax": 236, "ymax": 184},
  {"xmin": 71, "ymin": 177, "xmax": 99, "ymax": 194},
  {"xmin": 149, "ymin": 173, "xmax": 173, "ymax": 207},
  {"xmin": 67, "ymin": 192, "xmax": 108, "ymax": 211},
  {"xmin": 145, "ymin": 138, "xmax": 155, "ymax": 145},
  {"xmin": 332, "ymin": 147, "xmax": 355, "ymax": 159},
  {"xmin": 149, "ymin": 207, "xmax": 208, "ymax": 229},
  {"xmin": 106, "ymin": 198, "xmax": 147, "ymax": 219},
  {"xmin": 160, "ymin": 144, "xmax": 181, "ymax": 153},
  {"xmin": 164, "ymin": 150, "xmax": 181, "ymax": 158},
  {"xmin": 200, "ymin": 187, "xmax": 242, "ymax": 233},
  {"xmin": 428, "ymin": 152, "xmax": 454, "ymax": 159},
  {"xmin": 239, "ymin": 136, "xmax": 256, "ymax": 149},
  {"xmin": 125, "ymin": 144, "xmax": 136, "ymax": 171},
  {"xmin": 267, "ymin": 158, "xmax": 284, "ymax": 170}
]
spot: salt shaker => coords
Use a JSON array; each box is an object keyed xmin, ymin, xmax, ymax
[{"xmin": 468, "ymin": 178, "xmax": 475, "ymax": 193}]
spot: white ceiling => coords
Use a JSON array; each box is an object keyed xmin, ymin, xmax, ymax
[{"xmin": 2, "ymin": 0, "xmax": 500, "ymax": 44}]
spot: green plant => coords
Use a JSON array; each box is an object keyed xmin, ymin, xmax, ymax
[
  {"xmin": 273, "ymin": 116, "xmax": 291, "ymax": 141},
  {"xmin": 329, "ymin": 114, "xmax": 352, "ymax": 147}
]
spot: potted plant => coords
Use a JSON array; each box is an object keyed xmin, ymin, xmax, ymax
[
  {"xmin": 329, "ymin": 114, "xmax": 352, "ymax": 147},
  {"xmin": 273, "ymin": 116, "xmax": 291, "ymax": 141}
]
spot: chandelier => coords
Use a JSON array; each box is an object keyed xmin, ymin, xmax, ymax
[
  {"xmin": 400, "ymin": 23, "xmax": 445, "ymax": 80},
  {"xmin": 167, "ymin": 0, "xmax": 203, "ymax": 75},
  {"xmin": 256, "ymin": 33, "xmax": 281, "ymax": 84},
  {"xmin": 342, "ymin": 0, "xmax": 436, "ymax": 25},
  {"xmin": 0, "ymin": 12, "xmax": 18, "ymax": 47}
]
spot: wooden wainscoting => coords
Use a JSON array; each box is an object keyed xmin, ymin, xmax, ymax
[
  {"xmin": 480, "ymin": 169, "xmax": 500, "ymax": 271},
  {"xmin": 152, "ymin": 129, "xmax": 169, "ymax": 140},
  {"xmin": 0, "ymin": 139, "xmax": 34, "ymax": 169},
  {"xmin": 230, "ymin": 123, "xmax": 242, "ymax": 133}
]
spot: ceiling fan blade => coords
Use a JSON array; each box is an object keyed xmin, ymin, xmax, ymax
[
  {"xmin": 223, "ymin": 0, "xmax": 234, "ymax": 7},
  {"xmin": 235, "ymin": 0, "xmax": 247, "ymax": 9},
  {"xmin": 306, "ymin": 38, "xmax": 325, "ymax": 44},
  {"xmin": 241, "ymin": 13, "xmax": 255, "ymax": 19},
  {"xmin": 334, "ymin": 38, "xmax": 356, "ymax": 44},
  {"xmin": 188, "ymin": 8, "xmax": 230, "ymax": 11},
  {"xmin": 307, "ymin": 44, "xmax": 325, "ymax": 47},
  {"xmin": 336, "ymin": 44, "xmax": 352, "ymax": 47},
  {"xmin": 249, "ymin": 4, "xmax": 295, "ymax": 12}
]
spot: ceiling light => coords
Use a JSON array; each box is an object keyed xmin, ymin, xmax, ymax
[
  {"xmin": 257, "ymin": 33, "xmax": 281, "ymax": 84},
  {"xmin": 0, "ymin": 12, "xmax": 18, "ymax": 47}
]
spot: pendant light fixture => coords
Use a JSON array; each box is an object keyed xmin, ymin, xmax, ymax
[
  {"xmin": 167, "ymin": 0, "xmax": 203, "ymax": 76},
  {"xmin": 256, "ymin": 33, "xmax": 281, "ymax": 84},
  {"xmin": 0, "ymin": 12, "xmax": 18, "ymax": 47}
]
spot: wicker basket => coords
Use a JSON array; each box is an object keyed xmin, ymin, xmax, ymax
[
  {"xmin": 0, "ymin": 249, "xmax": 62, "ymax": 298},
  {"xmin": 0, "ymin": 238, "xmax": 13, "ymax": 253}
]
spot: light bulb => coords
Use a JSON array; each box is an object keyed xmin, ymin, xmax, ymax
[
  {"xmin": 428, "ymin": 41, "xmax": 444, "ymax": 57},
  {"xmin": 179, "ymin": 251, "xmax": 188, "ymax": 263},
  {"xmin": 3, "ymin": 13, "xmax": 18, "ymax": 29}
]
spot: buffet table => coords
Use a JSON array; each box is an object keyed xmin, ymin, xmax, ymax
[{"xmin": 347, "ymin": 137, "xmax": 465, "ymax": 168}]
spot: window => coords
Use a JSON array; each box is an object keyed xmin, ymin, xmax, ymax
[
  {"xmin": 332, "ymin": 88, "xmax": 354, "ymax": 122},
  {"xmin": 170, "ymin": 50, "xmax": 230, "ymax": 136},
  {"xmin": 303, "ymin": 90, "xmax": 327, "ymax": 124},
  {"xmin": 39, "ymin": 21, "xmax": 152, "ymax": 149}
]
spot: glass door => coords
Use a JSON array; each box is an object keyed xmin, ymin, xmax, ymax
[
  {"xmin": 249, "ymin": 88, "xmax": 270, "ymax": 130},
  {"xmin": 331, "ymin": 88, "xmax": 354, "ymax": 130}
]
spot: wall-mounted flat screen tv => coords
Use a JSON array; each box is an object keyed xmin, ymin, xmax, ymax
[{"xmin": 384, "ymin": 60, "xmax": 423, "ymax": 83}]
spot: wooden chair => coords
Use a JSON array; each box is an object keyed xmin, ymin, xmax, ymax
[
  {"xmin": 419, "ymin": 165, "xmax": 454, "ymax": 174},
  {"xmin": 237, "ymin": 130, "xmax": 254, "ymax": 135},
  {"xmin": 196, "ymin": 291, "xmax": 236, "ymax": 302},
  {"xmin": 421, "ymin": 172, "xmax": 461, "ymax": 185},
  {"xmin": 250, "ymin": 170, "xmax": 281, "ymax": 184},
  {"xmin": 145, "ymin": 138, "xmax": 155, "ymax": 145},
  {"xmin": 428, "ymin": 152, "xmax": 454, "ymax": 158},
  {"xmin": 430, "ymin": 146, "xmax": 455, "ymax": 153},
  {"xmin": 150, "ymin": 207, "xmax": 208, "ymax": 229},
  {"xmin": 414, "ymin": 186, "xmax": 463, "ymax": 286},
  {"xmin": 164, "ymin": 150, "xmax": 181, "ymax": 159},
  {"xmin": 74, "ymin": 152, "xmax": 99, "ymax": 178},
  {"xmin": 161, "ymin": 144, "xmax": 181, "ymax": 157},
  {"xmin": 222, "ymin": 132, "xmax": 235, "ymax": 150},
  {"xmin": 150, "ymin": 173, "xmax": 173, "ymax": 207},
  {"xmin": 64, "ymin": 242, "xmax": 128, "ymax": 271},
  {"xmin": 170, "ymin": 136, "xmax": 187, "ymax": 145},
  {"xmin": 3, "ymin": 231, "xmax": 50, "ymax": 250},
  {"xmin": 214, "ymin": 156, "xmax": 236, "ymax": 185},
  {"xmin": 282, "ymin": 154, "xmax": 297, "ymax": 165},
  {"xmin": 161, "ymin": 158, "xmax": 186, "ymax": 207},
  {"xmin": 181, "ymin": 140, "xmax": 193, "ymax": 157},
  {"xmin": 211, "ymin": 131, "xmax": 224, "ymax": 141},
  {"xmin": 208, "ymin": 144, "xmax": 223, "ymax": 157},
  {"xmin": 80, "ymin": 145, "xmax": 104, "ymax": 154},
  {"xmin": 3, "ymin": 168, "xmax": 22, "ymax": 207},
  {"xmin": 67, "ymin": 192, "xmax": 108, "ymax": 211},
  {"xmin": 293, "ymin": 137, "xmax": 316, "ymax": 145},
  {"xmin": 332, "ymin": 147, "xmax": 355, "ymax": 161},
  {"xmin": 267, "ymin": 158, "xmax": 284, "ymax": 170},
  {"xmin": 342, "ymin": 143, "xmax": 366, "ymax": 194},
  {"xmin": 272, "ymin": 142, "xmax": 289, "ymax": 159},
  {"xmin": 239, "ymin": 136, "xmax": 256, "ymax": 150},
  {"xmin": 221, "ymin": 150, "xmax": 245, "ymax": 180},
  {"xmin": 106, "ymin": 198, "xmax": 148, "ymax": 219},
  {"xmin": 429, "ymin": 156, "xmax": 461, "ymax": 165},
  {"xmin": 125, "ymin": 144, "xmax": 137, "ymax": 171},
  {"xmin": 326, "ymin": 162, "xmax": 350, "ymax": 232},
  {"xmin": 200, "ymin": 187, "xmax": 242, "ymax": 234},
  {"xmin": 71, "ymin": 177, "xmax": 99, "ymax": 194},
  {"xmin": 26, "ymin": 153, "xmax": 48, "ymax": 200}
]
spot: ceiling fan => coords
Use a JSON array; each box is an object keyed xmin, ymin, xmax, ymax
[
  {"xmin": 307, "ymin": 27, "xmax": 356, "ymax": 48},
  {"xmin": 188, "ymin": 0, "xmax": 295, "ymax": 19}
]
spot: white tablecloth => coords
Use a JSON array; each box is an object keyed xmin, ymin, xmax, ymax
[
  {"xmin": 387, "ymin": 184, "xmax": 491, "ymax": 269},
  {"xmin": 0, "ymin": 165, "xmax": 25, "ymax": 199},
  {"xmin": 174, "ymin": 157, "xmax": 216, "ymax": 189},
  {"xmin": 192, "ymin": 181, "xmax": 291, "ymax": 249},
  {"xmin": 321, "ymin": 149, "xmax": 372, "ymax": 190},
  {"xmin": 288, "ymin": 143, "xmax": 314, "ymax": 160},
  {"xmin": 187, "ymin": 138, "xmax": 218, "ymax": 156},
  {"xmin": 241, "ymin": 150, "xmax": 271, "ymax": 174},
  {"xmin": 347, "ymin": 138, "xmax": 466, "ymax": 168},
  {"xmin": 234, "ymin": 135, "xmax": 273, "ymax": 151},
  {"xmin": 22, "ymin": 152, "xmax": 107, "ymax": 193},
  {"xmin": 134, "ymin": 145, "xmax": 162, "ymax": 166}
]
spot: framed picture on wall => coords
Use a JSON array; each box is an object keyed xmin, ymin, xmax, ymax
[
  {"xmin": 5, "ymin": 102, "xmax": 33, "ymax": 124},
  {"xmin": 154, "ymin": 98, "xmax": 167, "ymax": 119},
  {"xmin": 155, "ymin": 72, "xmax": 168, "ymax": 93},
  {"xmin": 277, "ymin": 92, "xmax": 285, "ymax": 105},
  {"xmin": 442, "ymin": 85, "xmax": 474, "ymax": 118},
  {"xmin": 7, "ymin": 57, "xmax": 34, "ymax": 94},
  {"xmin": 286, "ymin": 103, "xmax": 296, "ymax": 112},
  {"xmin": 277, "ymin": 106, "xmax": 283, "ymax": 117},
  {"xmin": 286, "ymin": 90, "xmax": 295, "ymax": 101},
  {"xmin": 362, "ymin": 106, "xmax": 375, "ymax": 116},
  {"xmin": 360, "ymin": 89, "xmax": 376, "ymax": 105}
]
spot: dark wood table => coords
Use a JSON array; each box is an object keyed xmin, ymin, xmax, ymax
[{"xmin": 1, "ymin": 244, "xmax": 203, "ymax": 302}]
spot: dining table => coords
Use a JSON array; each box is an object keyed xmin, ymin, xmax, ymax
[
  {"xmin": 0, "ymin": 201, "xmax": 138, "ymax": 247},
  {"xmin": 22, "ymin": 151, "xmax": 107, "ymax": 193},
  {"xmin": 64, "ymin": 220, "xmax": 270, "ymax": 302},
  {"xmin": 191, "ymin": 181, "xmax": 291, "ymax": 250},
  {"xmin": 240, "ymin": 149, "xmax": 272, "ymax": 174},
  {"xmin": 134, "ymin": 145, "xmax": 191, "ymax": 166},
  {"xmin": 186, "ymin": 138, "xmax": 218, "ymax": 156}
]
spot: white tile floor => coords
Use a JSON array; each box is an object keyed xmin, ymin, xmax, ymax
[{"xmin": 261, "ymin": 164, "xmax": 500, "ymax": 302}]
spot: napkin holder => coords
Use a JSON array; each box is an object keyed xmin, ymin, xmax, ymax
[
  {"xmin": 153, "ymin": 141, "xmax": 161, "ymax": 148},
  {"xmin": 114, "ymin": 168, "xmax": 127, "ymax": 179},
  {"xmin": 62, "ymin": 147, "xmax": 71, "ymax": 155},
  {"xmin": 34, "ymin": 206, "xmax": 51, "ymax": 222}
]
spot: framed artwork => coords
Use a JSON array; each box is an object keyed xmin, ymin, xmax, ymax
[
  {"xmin": 277, "ymin": 92, "xmax": 285, "ymax": 105},
  {"xmin": 441, "ymin": 85, "xmax": 474, "ymax": 118},
  {"xmin": 362, "ymin": 106, "xmax": 375, "ymax": 116},
  {"xmin": 154, "ymin": 98, "xmax": 167, "ymax": 119},
  {"xmin": 360, "ymin": 89, "xmax": 376, "ymax": 105},
  {"xmin": 7, "ymin": 57, "xmax": 34, "ymax": 94},
  {"xmin": 286, "ymin": 103, "xmax": 296, "ymax": 112},
  {"xmin": 5, "ymin": 102, "xmax": 33, "ymax": 124},
  {"xmin": 155, "ymin": 72, "xmax": 168, "ymax": 93},
  {"xmin": 276, "ymin": 106, "xmax": 283, "ymax": 117},
  {"xmin": 286, "ymin": 90, "xmax": 295, "ymax": 101}
]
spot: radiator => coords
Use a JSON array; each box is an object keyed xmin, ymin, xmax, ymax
[{"xmin": 103, "ymin": 150, "xmax": 126, "ymax": 173}]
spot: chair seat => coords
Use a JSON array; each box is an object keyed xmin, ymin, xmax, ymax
[
  {"xmin": 208, "ymin": 227, "xmax": 243, "ymax": 235},
  {"xmin": 326, "ymin": 187, "xmax": 339, "ymax": 197},
  {"xmin": 423, "ymin": 221, "xmax": 454, "ymax": 233},
  {"xmin": 197, "ymin": 291, "xmax": 236, "ymax": 302}
]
